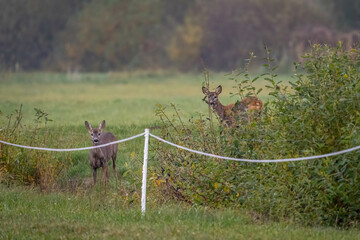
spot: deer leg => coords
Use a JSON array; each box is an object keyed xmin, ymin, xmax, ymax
[
  {"xmin": 112, "ymin": 155, "xmax": 118, "ymax": 180},
  {"xmin": 101, "ymin": 164, "xmax": 110, "ymax": 194},
  {"xmin": 106, "ymin": 165, "xmax": 110, "ymax": 181},
  {"xmin": 102, "ymin": 164, "xmax": 109, "ymax": 182},
  {"xmin": 92, "ymin": 168, "xmax": 97, "ymax": 185}
]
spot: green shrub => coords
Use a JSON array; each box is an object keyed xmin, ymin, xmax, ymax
[
  {"xmin": 0, "ymin": 106, "xmax": 71, "ymax": 191},
  {"xmin": 151, "ymin": 44, "xmax": 360, "ymax": 227}
]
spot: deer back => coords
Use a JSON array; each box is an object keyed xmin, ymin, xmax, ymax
[{"xmin": 241, "ymin": 96, "xmax": 263, "ymax": 112}]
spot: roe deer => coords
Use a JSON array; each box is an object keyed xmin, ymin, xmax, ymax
[
  {"xmin": 85, "ymin": 120, "xmax": 118, "ymax": 185},
  {"xmin": 202, "ymin": 85, "xmax": 263, "ymax": 127}
]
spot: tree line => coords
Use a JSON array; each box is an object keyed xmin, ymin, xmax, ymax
[{"xmin": 0, "ymin": 0, "xmax": 359, "ymax": 72}]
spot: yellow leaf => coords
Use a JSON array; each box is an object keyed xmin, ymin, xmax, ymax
[
  {"xmin": 130, "ymin": 152, "xmax": 135, "ymax": 158},
  {"xmin": 225, "ymin": 187, "xmax": 230, "ymax": 193},
  {"xmin": 156, "ymin": 179, "xmax": 165, "ymax": 186},
  {"xmin": 236, "ymin": 193, "xmax": 240, "ymax": 197},
  {"xmin": 214, "ymin": 182, "xmax": 218, "ymax": 189}
]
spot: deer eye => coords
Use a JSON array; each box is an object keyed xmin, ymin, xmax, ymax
[
  {"xmin": 91, "ymin": 133, "xmax": 94, "ymax": 136},
  {"xmin": 98, "ymin": 133, "xmax": 101, "ymax": 136}
]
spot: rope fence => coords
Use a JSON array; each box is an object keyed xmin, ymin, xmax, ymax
[
  {"xmin": 1, "ymin": 128, "xmax": 360, "ymax": 214},
  {"xmin": 149, "ymin": 133, "xmax": 360, "ymax": 163},
  {"xmin": 0, "ymin": 133, "xmax": 145, "ymax": 152}
]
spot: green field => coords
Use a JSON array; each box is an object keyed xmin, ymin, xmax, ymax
[
  {"xmin": 0, "ymin": 72, "xmax": 359, "ymax": 239},
  {"xmin": 0, "ymin": 71, "xmax": 286, "ymax": 126},
  {"xmin": 2, "ymin": 185, "xmax": 359, "ymax": 240},
  {"xmin": 0, "ymin": 71, "xmax": 237, "ymax": 126}
]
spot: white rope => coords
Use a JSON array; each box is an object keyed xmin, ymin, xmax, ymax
[
  {"xmin": 149, "ymin": 133, "xmax": 360, "ymax": 163},
  {"xmin": 1, "ymin": 130, "xmax": 359, "ymax": 162},
  {"xmin": 0, "ymin": 132, "xmax": 145, "ymax": 152}
]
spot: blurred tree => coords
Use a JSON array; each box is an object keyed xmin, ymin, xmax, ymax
[
  {"xmin": 323, "ymin": 0, "xmax": 360, "ymax": 30},
  {"xmin": 52, "ymin": 0, "xmax": 197, "ymax": 71},
  {"xmin": 1, "ymin": 0, "xmax": 356, "ymax": 72},
  {"xmin": 196, "ymin": 0, "xmax": 331, "ymax": 70},
  {"xmin": 167, "ymin": 16, "xmax": 203, "ymax": 70},
  {"xmin": 0, "ymin": 0, "xmax": 88, "ymax": 70},
  {"xmin": 53, "ymin": 0, "xmax": 166, "ymax": 71},
  {"xmin": 161, "ymin": 0, "xmax": 196, "ymax": 25}
]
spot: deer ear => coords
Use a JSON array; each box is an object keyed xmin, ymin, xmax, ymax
[
  {"xmin": 85, "ymin": 121, "xmax": 93, "ymax": 133},
  {"xmin": 99, "ymin": 120, "xmax": 106, "ymax": 131},
  {"xmin": 202, "ymin": 86, "xmax": 209, "ymax": 95},
  {"xmin": 215, "ymin": 85, "xmax": 222, "ymax": 94}
]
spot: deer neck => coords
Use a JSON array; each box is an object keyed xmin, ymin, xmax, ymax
[
  {"xmin": 92, "ymin": 142, "xmax": 104, "ymax": 158},
  {"xmin": 212, "ymin": 102, "xmax": 227, "ymax": 120}
]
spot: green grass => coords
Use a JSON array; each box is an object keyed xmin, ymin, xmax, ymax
[
  {"xmin": 1, "ymin": 185, "xmax": 359, "ymax": 240},
  {"xmin": 0, "ymin": 71, "xmax": 291, "ymax": 126},
  {"xmin": 0, "ymin": 71, "xmax": 217, "ymax": 126},
  {"xmin": 1, "ymin": 71, "xmax": 359, "ymax": 238}
]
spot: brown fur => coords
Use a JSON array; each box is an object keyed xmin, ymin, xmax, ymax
[
  {"xmin": 85, "ymin": 120, "xmax": 118, "ymax": 185},
  {"xmin": 202, "ymin": 85, "xmax": 263, "ymax": 126}
]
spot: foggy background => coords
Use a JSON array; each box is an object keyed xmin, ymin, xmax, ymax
[{"xmin": 0, "ymin": 0, "xmax": 359, "ymax": 72}]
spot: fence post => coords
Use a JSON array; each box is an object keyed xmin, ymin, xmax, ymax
[{"xmin": 141, "ymin": 129, "xmax": 149, "ymax": 215}]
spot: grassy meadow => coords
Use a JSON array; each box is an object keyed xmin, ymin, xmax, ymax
[
  {"xmin": 0, "ymin": 71, "xmax": 284, "ymax": 126},
  {"xmin": 1, "ymin": 71, "xmax": 359, "ymax": 239},
  {"xmin": 2, "ymin": 184, "xmax": 360, "ymax": 240}
]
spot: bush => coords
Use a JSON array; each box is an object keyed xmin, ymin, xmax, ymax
[
  {"xmin": 151, "ymin": 44, "xmax": 360, "ymax": 227},
  {"xmin": 0, "ymin": 106, "xmax": 71, "ymax": 191}
]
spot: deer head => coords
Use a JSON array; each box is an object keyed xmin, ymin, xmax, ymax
[
  {"xmin": 85, "ymin": 120, "xmax": 106, "ymax": 145},
  {"xmin": 202, "ymin": 85, "xmax": 223, "ymax": 108}
]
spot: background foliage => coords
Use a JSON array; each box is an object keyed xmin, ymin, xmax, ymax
[
  {"xmin": 0, "ymin": 0, "xmax": 359, "ymax": 71},
  {"xmin": 0, "ymin": 0, "xmax": 88, "ymax": 70}
]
